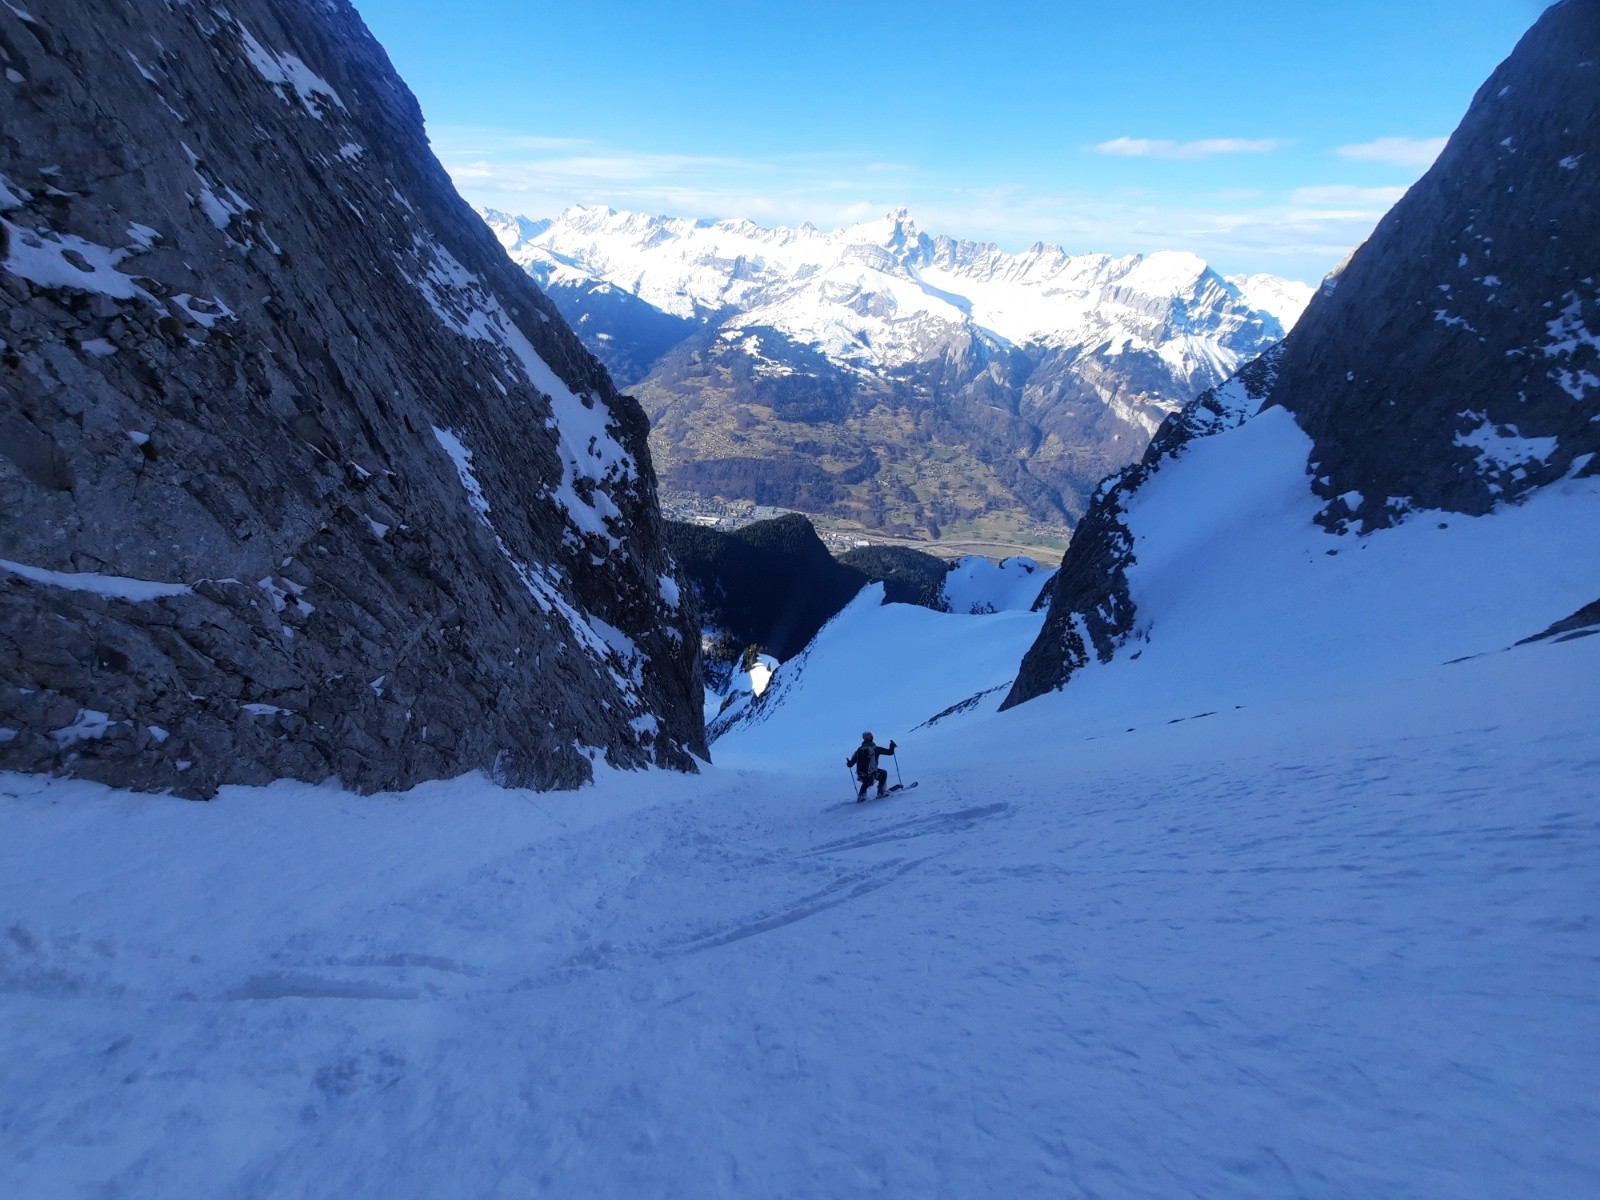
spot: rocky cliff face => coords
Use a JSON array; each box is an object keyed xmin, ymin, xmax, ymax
[
  {"xmin": 664, "ymin": 515, "xmax": 867, "ymax": 663},
  {"xmin": 1269, "ymin": 0, "xmax": 1599, "ymax": 530},
  {"xmin": 837, "ymin": 545, "xmax": 952, "ymax": 611},
  {"xmin": 0, "ymin": 0, "xmax": 705, "ymax": 796},
  {"xmin": 1004, "ymin": 0, "xmax": 1598, "ymax": 708}
]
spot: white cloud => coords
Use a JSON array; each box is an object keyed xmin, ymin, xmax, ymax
[
  {"xmin": 436, "ymin": 130, "xmax": 596, "ymax": 153},
  {"xmin": 1090, "ymin": 137, "xmax": 1288, "ymax": 160},
  {"xmin": 438, "ymin": 125, "xmax": 1400, "ymax": 283},
  {"xmin": 432, "ymin": 125, "xmax": 897, "ymax": 222},
  {"xmin": 1289, "ymin": 184, "xmax": 1410, "ymax": 209},
  {"xmin": 1335, "ymin": 136, "xmax": 1448, "ymax": 167}
]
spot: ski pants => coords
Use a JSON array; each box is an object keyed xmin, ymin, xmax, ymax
[{"xmin": 857, "ymin": 767, "xmax": 887, "ymax": 796}]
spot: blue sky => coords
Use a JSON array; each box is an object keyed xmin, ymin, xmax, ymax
[{"xmin": 351, "ymin": 0, "xmax": 1545, "ymax": 283}]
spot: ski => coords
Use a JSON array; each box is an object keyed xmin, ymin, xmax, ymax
[{"xmin": 853, "ymin": 781, "xmax": 918, "ymax": 804}]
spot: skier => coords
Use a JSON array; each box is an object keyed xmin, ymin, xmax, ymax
[{"xmin": 846, "ymin": 731, "xmax": 897, "ymax": 801}]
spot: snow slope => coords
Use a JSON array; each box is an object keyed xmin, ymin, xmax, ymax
[
  {"xmin": 5, "ymin": 400, "xmax": 1599, "ymax": 1198},
  {"xmin": 3, "ymin": 624, "xmax": 1595, "ymax": 1197},
  {"xmin": 1060, "ymin": 409, "xmax": 1600, "ymax": 726},
  {"xmin": 940, "ymin": 554, "xmax": 1052, "ymax": 614},
  {"xmin": 710, "ymin": 583, "xmax": 1047, "ymax": 772}
]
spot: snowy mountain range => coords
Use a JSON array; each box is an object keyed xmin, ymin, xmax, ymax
[
  {"xmin": 482, "ymin": 206, "xmax": 1313, "ymax": 540},
  {"xmin": 484, "ymin": 206, "xmax": 1310, "ymax": 380}
]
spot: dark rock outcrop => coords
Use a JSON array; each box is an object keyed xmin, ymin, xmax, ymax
[
  {"xmin": 1517, "ymin": 598, "xmax": 1600, "ymax": 645},
  {"xmin": 838, "ymin": 545, "xmax": 952, "ymax": 611},
  {"xmin": 1269, "ymin": 0, "xmax": 1599, "ymax": 529},
  {"xmin": 664, "ymin": 515, "xmax": 867, "ymax": 661},
  {"xmin": 0, "ymin": 0, "xmax": 704, "ymax": 796},
  {"xmin": 1004, "ymin": 0, "xmax": 1598, "ymax": 709}
]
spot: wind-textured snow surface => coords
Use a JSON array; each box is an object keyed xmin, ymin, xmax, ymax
[
  {"xmin": 4, "ymin": 419, "xmax": 1599, "ymax": 1196},
  {"xmin": 3, "ymin": 628, "xmax": 1596, "ymax": 1197}
]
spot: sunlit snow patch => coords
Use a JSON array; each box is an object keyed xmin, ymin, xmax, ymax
[
  {"xmin": 411, "ymin": 235, "xmax": 633, "ymax": 551},
  {"xmin": 233, "ymin": 20, "xmax": 347, "ymax": 119},
  {"xmin": 430, "ymin": 426, "xmax": 649, "ymax": 711},
  {"xmin": 941, "ymin": 556, "xmax": 1053, "ymax": 614},
  {"xmin": 1542, "ymin": 288, "xmax": 1600, "ymax": 400},
  {"xmin": 0, "ymin": 171, "xmax": 28, "ymax": 211},
  {"xmin": 1454, "ymin": 412, "xmax": 1558, "ymax": 478},
  {"xmin": 170, "ymin": 293, "xmax": 235, "ymax": 329},
  {"xmin": 49, "ymin": 708, "xmax": 120, "ymax": 748},
  {"xmin": 0, "ymin": 558, "xmax": 191, "ymax": 601},
  {"xmin": 1, "ymin": 220, "xmax": 153, "ymax": 301}
]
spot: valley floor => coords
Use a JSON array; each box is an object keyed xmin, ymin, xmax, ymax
[{"xmin": 3, "ymin": 631, "xmax": 1596, "ymax": 1198}]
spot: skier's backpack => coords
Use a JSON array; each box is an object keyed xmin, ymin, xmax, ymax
[{"xmin": 854, "ymin": 740, "xmax": 874, "ymax": 779}]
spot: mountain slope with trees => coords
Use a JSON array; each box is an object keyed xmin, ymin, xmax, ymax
[{"xmin": 484, "ymin": 207, "xmax": 1312, "ymax": 543}]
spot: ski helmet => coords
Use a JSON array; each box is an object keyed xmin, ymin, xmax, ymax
[{"xmin": 862, "ymin": 731, "xmax": 873, "ymax": 741}]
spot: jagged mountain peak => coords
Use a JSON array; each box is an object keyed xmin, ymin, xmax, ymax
[
  {"xmin": 488, "ymin": 204, "xmax": 1308, "ymax": 361},
  {"xmin": 478, "ymin": 207, "xmax": 551, "ymax": 251},
  {"xmin": 481, "ymin": 202, "xmax": 1315, "ymax": 539},
  {"xmin": 845, "ymin": 206, "xmax": 923, "ymax": 253},
  {"xmin": 1121, "ymin": 249, "xmax": 1211, "ymax": 294}
]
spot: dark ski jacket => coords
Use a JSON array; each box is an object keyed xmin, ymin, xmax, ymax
[{"xmin": 846, "ymin": 740, "xmax": 896, "ymax": 780}]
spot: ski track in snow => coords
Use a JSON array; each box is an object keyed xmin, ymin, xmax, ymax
[{"xmin": 2, "ymin": 632, "xmax": 1597, "ymax": 1199}]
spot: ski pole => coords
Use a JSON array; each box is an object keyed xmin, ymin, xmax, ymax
[{"xmin": 893, "ymin": 747, "xmax": 903, "ymax": 787}]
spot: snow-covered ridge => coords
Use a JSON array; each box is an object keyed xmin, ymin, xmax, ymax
[
  {"xmin": 481, "ymin": 205, "xmax": 1312, "ymax": 378},
  {"xmin": 941, "ymin": 556, "xmax": 1052, "ymax": 615}
]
